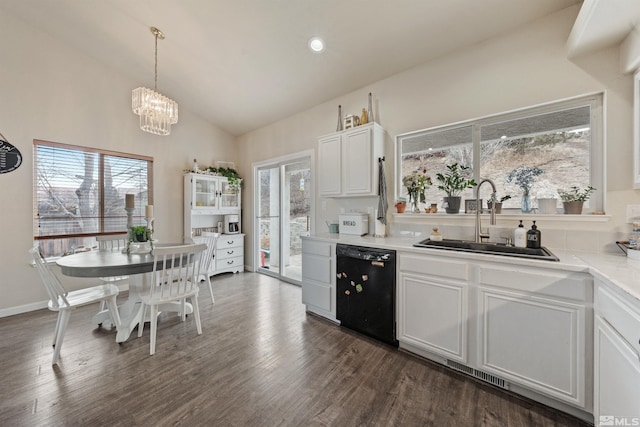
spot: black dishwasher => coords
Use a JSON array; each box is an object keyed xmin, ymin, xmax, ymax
[{"xmin": 336, "ymin": 244, "xmax": 398, "ymax": 347}]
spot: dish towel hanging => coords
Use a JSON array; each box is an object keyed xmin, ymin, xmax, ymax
[{"xmin": 377, "ymin": 158, "xmax": 388, "ymax": 225}]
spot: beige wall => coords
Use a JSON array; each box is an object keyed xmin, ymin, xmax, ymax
[
  {"xmin": 0, "ymin": 12, "xmax": 236, "ymax": 313},
  {"xmin": 236, "ymin": 5, "xmax": 640, "ymax": 270},
  {"xmin": 4, "ymin": 4, "xmax": 640, "ymax": 313}
]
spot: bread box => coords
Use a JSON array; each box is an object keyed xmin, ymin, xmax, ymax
[{"xmin": 338, "ymin": 213, "xmax": 369, "ymax": 236}]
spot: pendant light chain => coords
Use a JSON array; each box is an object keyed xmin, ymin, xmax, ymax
[
  {"xmin": 154, "ymin": 31, "xmax": 158, "ymax": 91},
  {"xmin": 150, "ymin": 27, "xmax": 165, "ymax": 91}
]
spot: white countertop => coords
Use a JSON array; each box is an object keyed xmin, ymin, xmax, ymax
[
  {"xmin": 573, "ymin": 251, "xmax": 640, "ymax": 302},
  {"xmin": 304, "ymin": 233, "xmax": 640, "ymax": 302}
]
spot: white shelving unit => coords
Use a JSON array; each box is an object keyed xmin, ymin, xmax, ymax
[{"xmin": 184, "ymin": 173, "xmax": 244, "ymax": 275}]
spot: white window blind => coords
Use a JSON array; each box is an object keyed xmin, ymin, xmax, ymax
[{"xmin": 33, "ymin": 140, "xmax": 153, "ymax": 257}]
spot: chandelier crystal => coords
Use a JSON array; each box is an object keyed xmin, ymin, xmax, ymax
[{"xmin": 132, "ymin": 27, "xmax": 178, "ymax": 136}]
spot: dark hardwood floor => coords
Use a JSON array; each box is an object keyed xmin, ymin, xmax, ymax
[{"xmin": 0, "ymin": 272, "xmax": 589, "ymax": 426}]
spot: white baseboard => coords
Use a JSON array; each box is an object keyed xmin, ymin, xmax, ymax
[
  {"xmin": 0, "ymin": 300, "xmax": 48, "ymax": 318},
  {"xmin": 0, "ymin": 283, "xmax": 130, "ymax": 319}
]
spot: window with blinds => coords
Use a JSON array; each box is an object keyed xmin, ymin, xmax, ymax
[{"xmin": 33, "ymin": 140, "xmax": 153, "ymax": 257}]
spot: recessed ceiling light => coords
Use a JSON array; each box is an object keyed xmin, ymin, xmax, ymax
[{"xmin": 308, "ymin": 36, "xmax": 325, "ymax": 53}]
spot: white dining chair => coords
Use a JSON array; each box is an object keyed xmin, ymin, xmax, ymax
[
  {"xmin": 96, "ymin": 233, "xmax": 129, "ymax": 252},
  {"xmin": 95, "ymin": 233, "xmax": 129, "ymax": 320},
  {"xmin": 29, "ymin": 247, "xmax": 122, "ymax": 365},
  {"xmin": 137, "ymin": 243, "xmax": 206, "ymax": 355},
  {"xmin": 192, "ymin": 234, "xmax": 217, "ymax": 304}
]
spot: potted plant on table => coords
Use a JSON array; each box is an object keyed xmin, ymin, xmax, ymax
[
  {"xmin": 435, "ymin": 163, "xmax": 477, "ymax": 214},
  {"xmin": 558, "ymin": 186, "xmax": 595, "ymax": 214},
  {"xmin": 506, "ymin": 166, "xmax": 543, "ymax": 213},
  {"xmin": 129, "ymin": 225, "xmax": 153, "ymax": 253},
  {"xmin": 487, "ymin": 194, "xmax": 511, "ymax": 214}
]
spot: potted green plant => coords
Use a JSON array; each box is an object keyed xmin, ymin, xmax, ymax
[
  {"xmin": 435, "ymin": 163, "xmax": 477, "ymax": 214},
  {"xmin": 487, "ymin": 194, "xmax": 511, "ymax": 214},
  {"xmin": 128, "ymin": 225, "xmax": 153, "ymax": 253},
  {"xmin": 130, "ymin": 225, "xmax": 152, "ymax": 242},
  {"xmin": 558, "ymin": 186, "xmax": 595, "ymax": 214}
]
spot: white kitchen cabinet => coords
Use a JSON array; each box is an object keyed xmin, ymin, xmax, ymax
[
  {"xmin": 398, "ymin": 253, "xmax": 469, "ymax": 363},
  {"xmin": 214, "ymin": 234, "xmax": 244, "ymax": 274},
  {"xmin": 477, "ymin": 265, "xmax": 592, "ymax": 410},
  {"xmin": 301, "ymin": 238, "xmax": 336, "ymax": 321},
  {"xmin": 396, "ymin": 249, "xmax": 593, "ymax": 420},
  {"xmin": 184, "ymin": 173, "xmax": 241, "ymax": 240},
  {"xmin": 593, "ymin": 279, "xmax": 640, "ymax": 423},
  {"xmin": 317, "ymin": 123, "xmax": 385, "ymax": 197},
  {"xmin": 317, "ymin": 134, "xmax": 342, "ymax": 196}
]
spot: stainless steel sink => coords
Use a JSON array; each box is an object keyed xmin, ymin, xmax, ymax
[{"xmin": 413, "ymin": 238, "xmax": 559, "ymax": 261}]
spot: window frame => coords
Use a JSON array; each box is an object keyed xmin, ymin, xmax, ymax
[
  {"xmin": 33, "ymin": 139, "xmax": 154, "ymax": 249},
  {"xmin": 395, "ymin": 93, "xmax": 604, "ymax": 213}
]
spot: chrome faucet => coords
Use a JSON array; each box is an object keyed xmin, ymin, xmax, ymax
[{"xmin": 475, "ymin": 178, "xmax": 497, "ymax": 243}]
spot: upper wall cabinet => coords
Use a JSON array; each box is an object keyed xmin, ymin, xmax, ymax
[
  {"xmin": 317, "ymin": 122, "xmax": 386, "ymax": 197},
  {"xmin": 183, "ymin": 173, "xmax": 241, "ymax": 240},
  {"xmin": 185, "ymin": 173, "xmax": 240, "ymax": 213}
]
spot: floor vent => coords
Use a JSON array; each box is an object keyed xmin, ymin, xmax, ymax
[{"xmin": 446, "ymin": 360, "xmax": 508, "ymax": 389}]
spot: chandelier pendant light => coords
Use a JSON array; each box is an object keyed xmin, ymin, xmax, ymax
[{"xmin": 132, "ymin": 27, "xmax": 178, "ymax": 136}]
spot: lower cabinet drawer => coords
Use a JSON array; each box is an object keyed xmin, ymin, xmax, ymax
[
  {"xmin": 217, "ymin": 236, "xmax": 243, "ymax": 250},
  {"xmin": 216, "ymin": 256, "xmax": 243, "ymax": 270},
  {"xmin": 302, "ymin": 280, "xmax": 332, "ymax": 312},
  {"xmin": 217, "ymin": 247, "xmax": 241, "ymax": 260},
  {"xmin": 597, "ymin": 282, "xmax": 640, "ymax": 355},
  {"xmin": 302, "ymin": 253, "xmax": 331, "ymax": 283}
]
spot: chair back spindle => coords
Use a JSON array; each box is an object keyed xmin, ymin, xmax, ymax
[
  {"xmin": 150, "ymin": 244, "xmax": 206, "ymax": 301},
  {"xmin": 30, "ymin": 247, "xmax": 70, "ymax": 309},
  {"xmin": 96, "ymin": 233, "xmax": 128, "ymax": 252}
]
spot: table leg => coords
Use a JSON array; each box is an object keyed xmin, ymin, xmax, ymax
[{"xmin": 111, "ymin": 274, "xmax": 194, "ymax": 343}]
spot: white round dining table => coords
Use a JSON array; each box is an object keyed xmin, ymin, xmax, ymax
[{"xmin": 56, "ymin": 246, "xmax": 193, "ymax": 343}]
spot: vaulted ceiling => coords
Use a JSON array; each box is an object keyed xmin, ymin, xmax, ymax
[{"xmin": 1, "ymin": 0, "xmax": 580, "ymax": 136}]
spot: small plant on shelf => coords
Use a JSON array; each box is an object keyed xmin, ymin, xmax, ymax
[
  {"xmin": 557, "ymin": 186, "xmax": 596, "ymax": 215},
  {"xmin": 435, "ymin": 163, "xmax": 477, "ymax": 197},
  {"xmin": 557, "ymin": 186, "xmax": 596, "ymax": 202},
  {"xmin": 487, "ymin": 194, "xmax": 511, "ymax": 214},
  {"xmin": 489, "ymin": 194, "xmax": 512, "ymax": 204},
  {"xmin": 435, "ymin": 163, "xmax": 477, "ymax": 214},
  {"xmin": 206, "ymin": 166, "xmax": 243, "ymax": 193}
]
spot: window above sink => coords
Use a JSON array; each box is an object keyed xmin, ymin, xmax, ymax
[{"xmin": 396, "ymin": 93, "xmax": 604, "ymax": 215}]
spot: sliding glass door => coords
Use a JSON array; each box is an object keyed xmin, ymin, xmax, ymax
[{"xmin": 255, "ymin": 154, "xmax": 311, "ymax": 284}]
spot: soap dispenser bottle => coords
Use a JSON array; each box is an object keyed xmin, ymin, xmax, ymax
[
  {"xmin": 514, "ymin": 220, "xmax": 526, "ymax": 248},
  {"xmin": 527, "ymin": 221, "xmax": 541, "ymax": 249}
]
